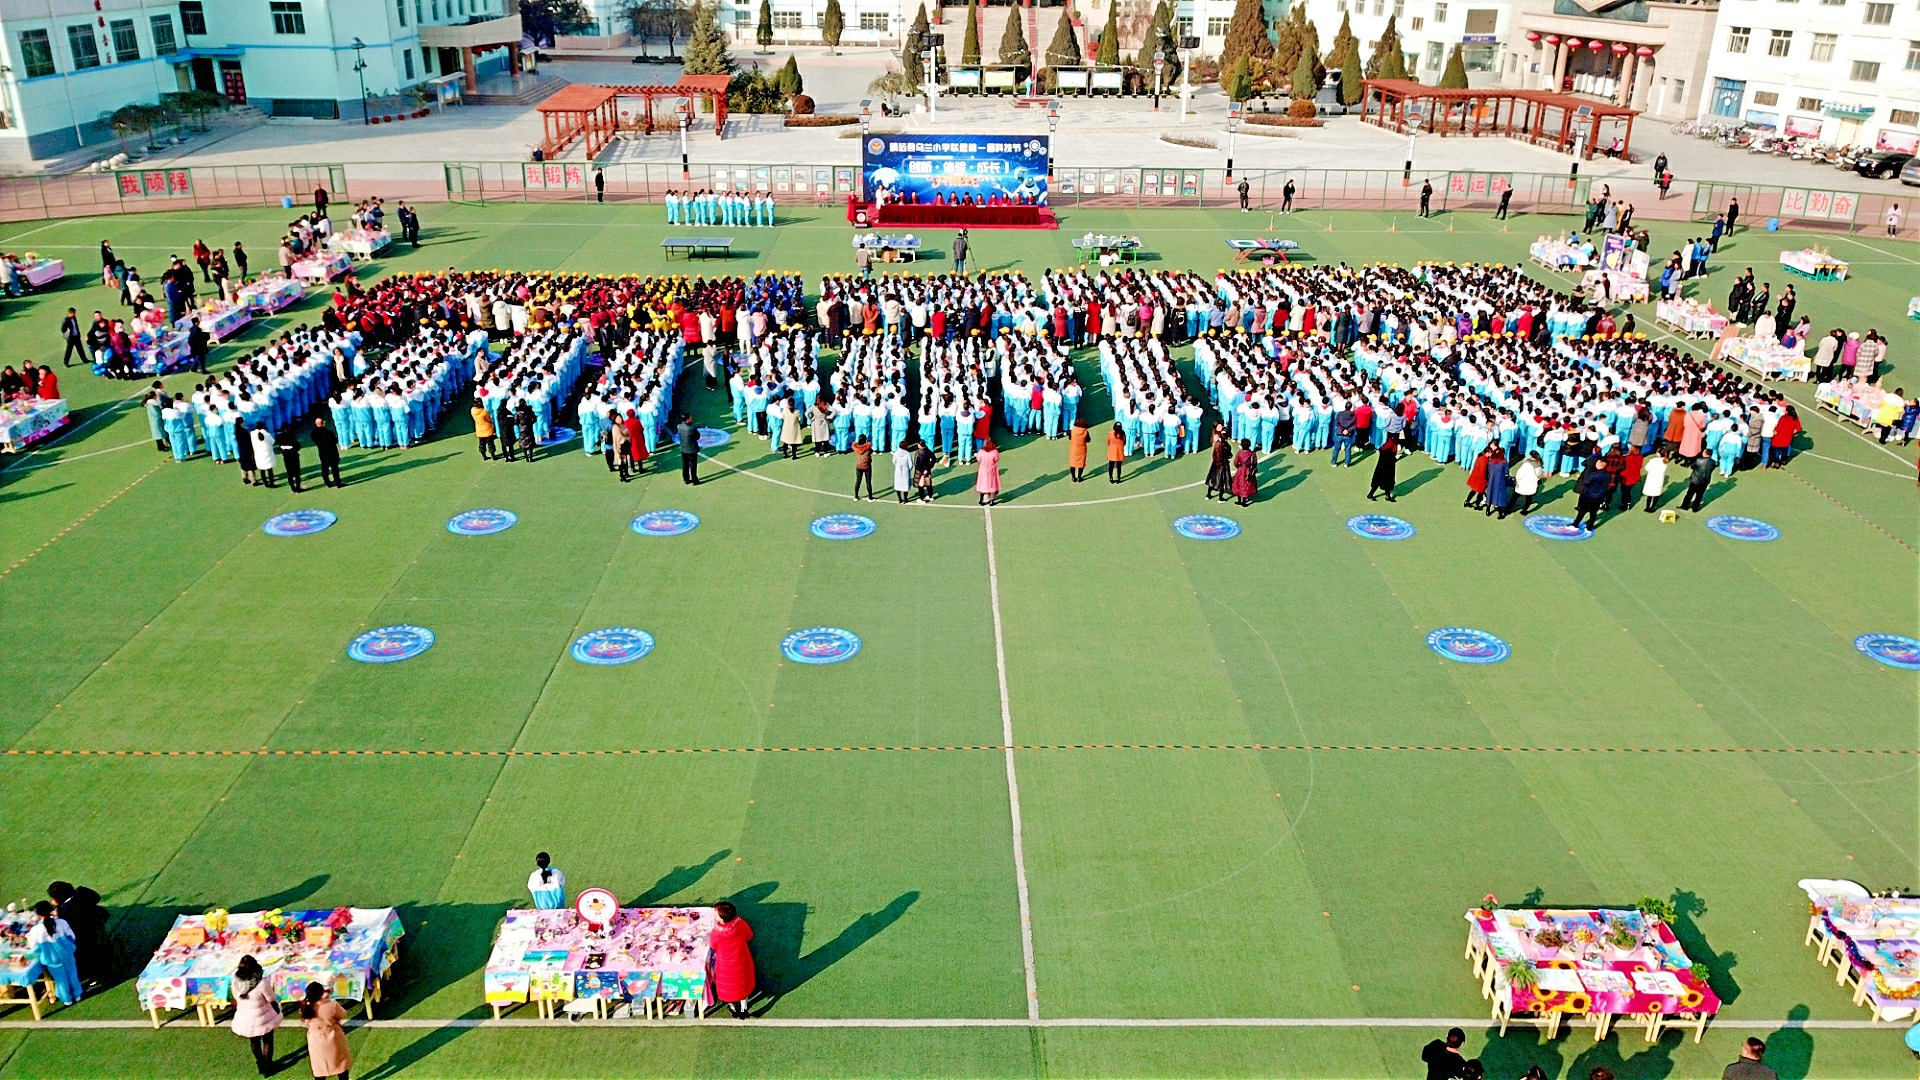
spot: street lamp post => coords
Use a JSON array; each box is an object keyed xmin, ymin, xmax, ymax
[
  {"xmin": 1225, "ymin": 100, "xmax": 1241, "ymax": 179},
  {"xmin": 351, "ymin": 37, "xmax": 369, "ymax": 125},
  {"xmin": 1177, "ymin": 35, "xmax": 1196, "ymax": 123},
  {"xmin": 923, "ymin": 34, "xmax": 943, "ymax": 120},
  {"xmin": 1046, "ymin": 100, "xmax": 1059, "ymax": 179},
  {"xmin": 1152, "ymin": 50, "xmax": 1164, "ymax": 113},
  {"xmin": 679, "ymin": 104, "xmax": 691, "ymax": 181}
]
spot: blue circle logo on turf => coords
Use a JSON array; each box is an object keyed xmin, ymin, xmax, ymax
[
  {"xmin": 631, "ymin": 510, "xmax": 699, "ymax": 536},
  {"xmin": 447, "ymin": 508, "xmax": 518, "ymax": 535},
  {"xmin": 1172, "ymin": 514, "xmax": 1241, "ymax": 540},
  {"xmin": 262, "ymin": 509, "xmax": 337, "ymax": 537},
  {"xmin": 1427, "ymin": 627, "xmax": 1511, "ymax": 665},
  {"xmin": 1855, "ymin": 634, "xmax": 1920, "ymax": 671},
  {"xmin": 697, "ymin": 427, "xmax": 732, "ymax": 449},
  {"xmin": 538, "ymin": 425, "xmax": 577, "ymax": 447},
  {"xmin": 1524, "ymin": 515, "xmax": 1592, "ymax": 541},
  {"xmin": 1347, "ymin": 514, "xmax": 1416, "ymax": 541},
  {"xmin": 1706, "ymin": 515, "xmax": 1780, "ymax": 542},
  {"xmin": 810, "ymin": 514, "xmax": 876, "ymax": 540},
  {"xmin": 571, "ymin": 628, "xmax": 656, "ymax": 665},
  {"xmin": 781, "ymin": 627, "xmax": 861, "ymax": 665},
  {"xmin": 348, "ymin": 625, "xmax": 435, "ymax": 664}
]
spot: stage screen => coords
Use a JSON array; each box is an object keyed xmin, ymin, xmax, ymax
[{"xmin": 862, "ymin": 135, "xmax": 1050, "ymax": 205}]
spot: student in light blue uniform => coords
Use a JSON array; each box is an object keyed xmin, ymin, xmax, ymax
[
  {"xmin": 528, "ymin": 853, "xmax": 567, "ymax": 910},
  {"xmin": 27, "ymin": 904, "xmax": 81, "ymax": 1005}
]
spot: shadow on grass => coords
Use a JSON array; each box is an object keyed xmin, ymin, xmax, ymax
[{"xmin": 726, "ymin": 882, "xmax": 918, "ymax": 1015}]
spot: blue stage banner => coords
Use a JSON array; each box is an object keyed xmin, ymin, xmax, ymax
[{"xmin": 862, "ymin": 135, "xmax": 1051, "ymax": 205}]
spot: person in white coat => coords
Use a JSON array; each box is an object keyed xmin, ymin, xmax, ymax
[
  {"xmin": 230, "ymin": 954, "xmax": 282, "ymax": 1076},
  {"xmin": 892, "ymin": 441, "xmax": 916, "ymax": 503},
  {"xmin": 1641, "ymin": 450, "xmax": 1669, "ymax": 512},
  {"xmin": 250, "ymin": 426, "xmax": 276, "ymax": 488},
  {"xmin": 1511, "ymin": 452, "xmax": 1543, "ymax": 516}
]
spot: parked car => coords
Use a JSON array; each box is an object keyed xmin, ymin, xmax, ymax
[
  {"xmin": 1902, "ymin": 157, "xmax": 1920, "ymax": 187},
  {"xmin": 1854, "ymin": 150, "xmax": 1915, "ymax": 178}
]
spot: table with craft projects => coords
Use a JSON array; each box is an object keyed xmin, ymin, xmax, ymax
[
  {"xmin": 852, "ymin": 234, "xmax": 921, "ymax": 262},
  {"xmin": 19, "ymin": 258, "xmax": 64, "ymax": 288},
  {"xmin": 292, "ymin": 251, "xmax": 352, "ymax": 285},
  {"xmin": 1466, "ymin": 907, "xmax": 1720, "ymax": 1043},
  {"xmin": 130, "ymin": 327, "xmax": 192, "ymax": 375},
  {"xmin": 1808, "ymin": 895, "xmax": 1920, "ymax": 1023},
  {"xmin": 0, "ymin": 397, "xmax": 70, "ymax": 454},
  {"xmin": 237, "ymin": 275, "xmax": 305, "ymax": 315},
  {"xmin": 1073, "ymin": 234, "xmax": 1144, "ymax": 263},
  {"xmin": 136, "ymin": 908, "xmax": 404, "ymax": 1027},
  {"xmin": 483, "ymin": 906, "xmax": 717, "ymax": 1020},
  {"xmin": 1778, "ymin": 249, "xmax": 1848, "ymax": 281},
  {"xmin": 1719, "ymin": 336, "xmax": 1811, "ymax": 381},
  {"xmin": 1655, "ymin": 299, "xmax": 1728, "ymax": 339},
  {"xmin": 1529, "ymin": 240, "xmax": 1592, "ymax": 271},
  {"xmin": 177, "ymin": 301, "xmax": 252, "ymax": 342},
  {"xmin": 326, "ymin": 229, "xmax": 392, "ymax": 260},
  {"xmin": 0, "ymin": 911, "xmax": 54, "ymax": 1019},
  {"xmin": 1582, "ymin": 269, "xmax": 1648, "ymax": 302},
  {"xmin": 1817, "ymin": 379, "xmax": 1893, "ymax": 429}
]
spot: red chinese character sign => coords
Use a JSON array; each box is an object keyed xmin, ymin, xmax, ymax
[{"xmin": 116, "ymin": 169, "xmax": 193, "ymax": 198}]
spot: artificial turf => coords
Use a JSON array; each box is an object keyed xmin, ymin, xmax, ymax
[{"xmin": 0, "ymin": 201, "xmax": 1914, "ymax": 1079}]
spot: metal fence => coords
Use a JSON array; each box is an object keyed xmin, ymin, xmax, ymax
[{"xmin": 3, "ymin": 159, "xmax": 1913, "ymax": 242}]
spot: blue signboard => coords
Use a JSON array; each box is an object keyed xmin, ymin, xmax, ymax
[{"xmin": 862, "ymin": 135, "xmax": 1051, "ymax": 206}]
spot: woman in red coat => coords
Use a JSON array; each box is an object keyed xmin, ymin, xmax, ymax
[
  {"xmin": 1464, "ymin": 446, "xmax": 1492, "ymax": 509},
  {"xmin": 709, "ymin": 901, "xmax": 756, "ymax": 1018},
  {"xmin": 1230, "ymin": 438, "xmax": 1257, "ymax": 506}
]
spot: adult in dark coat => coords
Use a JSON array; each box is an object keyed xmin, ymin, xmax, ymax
[
  {"xmin": 233, "ymin": 416, "xmax": 257, "ymax": 484},
  {"xmin": 1482, "ymin": 446, "xmax": 1511, "ymax": 517},
  {"xmin": 1368, "ymin": 436, "xmax": 1400, "ymax": 501},
  {"xmin": 678, "ymin": 414, "xmax": 701, "ymax": 485},
  {"xmin": 515, "ymin": 402, "xmax": 538, "ymax": 462},
  {"xmin": 275, "ymin": 427, "xmax": 304, "ymax": 493},
  {"xmin": 1205, "ymin": 428, "xmax": 1232, "ymax": 500},
  {"xmin": 497, "ymin": 404, "xmax": 519, "ymax": 461},
  {"xmin": 311, "ymin": 416, "xmax": 342, "ymax": 487},
  {"xmin": 1570, "ymin": 460, "xmax": 1613, "ymax": 530},
  {"xmin": 187, "ymin": 318, "xmax": 211, "ymax": 374},
  {"xmin": 47, "ymin": 882, "xmax": 108, "ymax": 986}
]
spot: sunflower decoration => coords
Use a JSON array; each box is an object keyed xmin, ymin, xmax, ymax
[{"xmin": 1561, "ymin": 992, "xmax": 1592, "ymax": 1014}]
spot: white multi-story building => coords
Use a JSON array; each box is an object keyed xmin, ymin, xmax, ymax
[
  {"xmin": 1324, "ymin": 0, "xmax": 1513, "ymax": 84},
  {"xmin": 1699, "ymin": 0, "xmax": 1920, "ymax": 151},
  {"xmin": 1495, "ymin": 0, "xmax": 1718, "ymax": 118},
  {"xmin": 0, "ymin": 0, "xmax": 513, "ymax": 164}
]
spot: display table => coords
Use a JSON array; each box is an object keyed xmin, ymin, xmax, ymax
[
  {"xmin": 1817, "ymin": 379, "xmax": 1890, "ymax": 429},
  {"xmin": 130, "ymin": 327, "xmax": 191, "ymax": 375},
  {"xmin": 292, "ymin": 251, "xmax": 351, "ymax": 285},
  {"xmin": 1907, "ymin": 296, "xmax": 1919, "ymax": 320},
  {"xmin": 325, "ymin": 229, "xmax": 392, "ymax": 260},
  {"xmin": 1529, "ymin": 239, "xmax": 1592, "ymax": 271},
  {"xmin": 176, "ymin": 301, "xmax": 251, "ymax": 342},
  {"xmin": 136, "ymin": 908, "xmax": 403, "ymax": 1027},
  {"xmin": 0, "ymin": 397, "xmax": 70, "ymax": 453},
  {"xmin": 19, "ymin": 258, "xmax": 64, "ymax": 288},
  {"xmin": 1227, "ymin": 238, "xmax": 1301, "ymax": 264},
  {"xmin": 1779, "ymin": 249, "xmax": 1848, "ymax": 281},
  {"xmin": 1719, "ymin": 336, "xmax": 1811, "ymax": 381},
  {"xmin": 871, "ymin": 202, "xmax": 1055, "ymax": 229},
  {"xmin": 1582, "ymin": 269, "xmax": 1648, "ymax": 302},
  {"xmin": 0, "ymin": 910, "xmax": 52, "ymax": 1019},
  {"xmin": 1466, "ymin": 907, "xmax": 1719, "ymax": 1043},
  {"xmin": 852, "ymin": 234, "xmax": 921, "ymax": 262},
  {"xmin": 1655, "ymin": 299, "xmax": 1728, "ymax": 339},
  {"xmin": 1073, "ymin": 234, "xmax": 1143, "ymax": 264},
  {"xmin": 1808, "ymin": 895, "xmax": 1920, "ymax": 1023},
  {"xmin": 237, "ymin": 274, "xmax": 305, "ymax": 315},
  {"xmin": 484, "ymin": 906, "xmax": 716, "ymax": 1020}
]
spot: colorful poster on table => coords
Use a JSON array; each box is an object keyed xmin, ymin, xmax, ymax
[{"xmin": 862, "ymin": 135, "xmax": 1051, "ymax": 206}]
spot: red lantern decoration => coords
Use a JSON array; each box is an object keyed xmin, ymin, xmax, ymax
[
  {"xmin": 1635, "ymin": 45, "xmax": 1654, "ymax": 56},
  {"xmin": 1545, "ymin": 34, "xmax": 1560, "ymax": 44},
  {"xmin": 1611, "ymin": 41, "xmax": 1629, "ymax": 53},
  {"xmin": 1526, "ymin": 30, "xmax": 1541, "ymax": 41},
  {"xmin": 1588, "ymin": 39, "xmax": 1605, "ymax": 50},
  {"xmin": 1564, "ymin": 37, "xmax": 1581, "ymax": 48}
]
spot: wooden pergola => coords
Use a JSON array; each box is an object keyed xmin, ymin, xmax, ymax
[
  {"xmin": 1359, "ymin": 79, "xmax": 1639, "ymax": 161},
  {"xmin": 536, "ymin": 85, "xmax": 621, "ymax": 160},
  {"xmin": 605, "ymin": 76, "xmax": 733, "ymax": 137}
]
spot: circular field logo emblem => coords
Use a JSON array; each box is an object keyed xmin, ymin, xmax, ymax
[
  {"xmin": 631, "ymin": 510, "xmax": 699, "ymax": 536},
  {"xmin": 1706, "ymin": 515, "xmax": 1780, "ymax": 542},
  {"xmin": 1854, "ymin": 634, "xmax": 1920, "ymax": 671},
  {"xmin": 447, "ymin": 508, "xmax": 518, "ymax": 535},
  {"xmin": 538, "ymin": 425, "xmax": 577, "ymax": 447},
  {"xmin": 697, "ymin": 427, "xmax": 732, "ymax": 449},
  {"xmin": 810, "ymin": 514, "xmax": 876, "ymax": 540},
  {"xmin": 780, "ymin": 627, "xmax": 862, "ymax": 665},
  {"xmin": 1172, "ymin": 514, "xmax": 1241, "ymax": 540},
  {"xmin": 348, "ymin": 625, "xmax": 435, "ymax": 664},
  {"xmin": 1524, "ymin": 515, "xmax": 1592, "ymax": 541},
  {"xmin": 1346, "ymin": 514, "xmax": 1416, "ymax": 541},
  {"xmin": 1426, "ymin": 627, "xmax": 1511, "ymax": 665},
  {"xmin": 571, "ymin": 628, "xmax": 656, "ymax": 666},
  {"xmin": 262, "ymin": 509, "xmax": 337, "ymax": 537}
]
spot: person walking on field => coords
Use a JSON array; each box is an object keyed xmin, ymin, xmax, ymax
[
  {"xmin": 1420, "ymin": 180, "xmax": 1433, "ymax": 218},
  {"xmin": 1105, "ymin": 423, "xmax": 1126, "ymax": 483},
  {"xmin": 1367, "ymin": 436, "xmax": 1399, "ymax": 501},
  {"xmin": 709, "ymin": 901, "xmax": 756, "ymax": 1019},
  {"xmin": 1887, "ymin": 203, "xmax": 1903, "ymax": 239},
  {"xmin": 301, "ymin": 982, "xmax": 351, "ymax": 1080},
  {"xmin": 230, "ymin": 955, "xmax": 281, "ymax": 1076},
  {"xmin": 975, "ymin": 439, "xmax": 1001, "ymax": 506},
  {"xmin": 1722, "ymin": 1038, "xmax": 1777, "ymax": 1080},
  {"xmin": 1066, "ymin": 418, "xmax": 1090, "ymax": 482},
  {"xmin": 892, "ymin": 439, "xmax": 915, "ymax": 502},
  {"xmin": 472, "ymin": 401, "xmax": 497, "ymax": 459},
  {"xmin": 852, "ymin": 433, "xmax": 875, "ymax": 500}
]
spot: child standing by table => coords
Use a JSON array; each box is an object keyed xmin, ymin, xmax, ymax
[{"xmin": 528, "ymin": 853, "xmax": 567, "ymax": 909}]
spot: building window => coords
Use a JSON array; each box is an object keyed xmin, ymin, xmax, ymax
[
  {"xmin": 1809, "ymin": 33, "xmax": 1836, "ymax": 61},
  {"xmin": 1849, "ymin": 59, "xmax": 1880, "ymax": 80},
  {"xmin": 432, "ymin": 0, "xmax": 441, "ymax": 20},
  {"xmin": 1908, "ymin": 40, "xmax": 1920, "ymax": 70},
  {"xmin": 66, "ymin": 24, "xmax": 100, "ymax": 69},
  {"xmin": 151, "ymin": 14, "xmax": 177, "ymax": 54},
  {"xmin": 1817, "ymin": 0, "xmax": 1842, "ymax": 5},
  {"xmin": 772, "ymin": 10, "xmax": 800, "ymax": 27},
  {"xmin": 270, "ymin": 2, "xmax": 306, "ymax": 34},
  {"xmin": 396, "ymin": 0, "xmax": 408, "ymax": 25},
  {"xmin": 1371, "ymin": 0, "xmax": 1383, "ymax": 14},
  {"xmin": 1767, "ymin": 30, "xmax": 1791, "ymax": 57},
  {"xmin": 1434, "ymin": 2, "xmax": 1448, "ymax": 18},
  {"xmin": 1393, "ymin": 0, "xmax": 1404, "ymax": 16},
  {"xmin": 109, "ymin": 19, "xmax": 140, "ymax": 62},
  {"xmin": 1863, "ymin": 2, "xmax": 1892, "ymax": 22},
  {"xmin": 1175, "ymin": 17, "xmax": 1192, "ymax": 37},
  {"xmin": 1424, "ymin": 41, "xmax": 1443, "ymax": 68},
  {"xmin": 1671, "ymin": 78, "xmax": 1685, "ymax": 103},
  {"xmin": 859, "ymin": 11, "xmax": 886, "ymax": 30},
  {"xmin": 1753, "ymin": 90, "xmax": 1779, "ymax": 105},
  {"xmin": 402, "ymin": 50, "xmax": 413, "ymax": 78},
  {"xmin": 179, "ymin": 0, "xmax": 206, "ymax": 35},
  {"xmin": 1411, "ymin": 16, "xmax": 1424, "ymax": 29},
  {"xmin": 1890, "ymin": 108, "xmax": 1919, "ymax": 126},
  {"xmin": 1206, "ymin": 16, "xmax": 1231, "ymax": 34},
  {"xmin": 1797, "ymin": 95, "xmax": 1823, "ymax": 110},
  {"xmin": 416, "ymin": 0, "xmax": 424, "ymax": 22},
  {"xmin": 421, "ymin": 47, "xmax": 432, "ymax": 72},
  {"xmin": 1727, "ymin": 26, "xmax": 1750, "ymax": 53},
  {"xmin": 18, "ymin": 29, "xmax": 55, "ymax": 77}
]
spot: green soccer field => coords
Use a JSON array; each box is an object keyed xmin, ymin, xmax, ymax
[{"xmin": 0, "ymin": 201, "xmax": 1915, "ymax": 1080}]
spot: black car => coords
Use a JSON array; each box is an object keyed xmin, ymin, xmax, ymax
[{"xmin": 1854, "ymin": 150, "xmax": 1915, "ymax": 178}]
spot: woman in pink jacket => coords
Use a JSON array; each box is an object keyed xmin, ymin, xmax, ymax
[{"xmin": 229, "ymin": 955, "xmax": 282, "ymax": 1076}]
